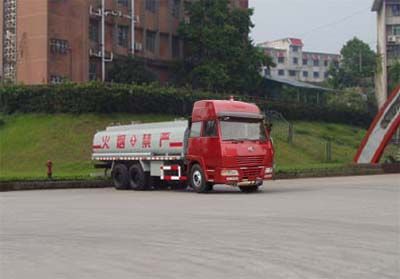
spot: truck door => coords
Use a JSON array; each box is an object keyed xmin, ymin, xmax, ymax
[
  {"xmin": 187, "ymin": 121, "xmax": 203, "ymax": 160},
  {"xmin": 202, "ymin": 120, "xmax": 220, "ymax": 172}
]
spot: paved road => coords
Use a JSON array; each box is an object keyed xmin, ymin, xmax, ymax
[{"xmin": 1, "ymin": 175, "xmax": 399, "ymax": 279}]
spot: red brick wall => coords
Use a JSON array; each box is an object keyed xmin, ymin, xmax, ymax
[{"xmin": 17, "ymin": 0, "xmax": 49, "ymax": 84}]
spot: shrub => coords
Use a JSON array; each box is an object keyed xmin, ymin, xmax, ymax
[{"xmin": 0, "ymin": 82, "xmax": 373, "ymax": 127}]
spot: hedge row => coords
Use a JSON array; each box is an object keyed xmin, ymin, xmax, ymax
[
  {"xmin": 259, "ymin": 101, "xmax": 373, "ymax": 128},
  {"xmin": 0, "ymin": 82, "xmax": 373, "ymax": 127},
  {"xmin": 0, "ymin": 83, "xmax": 218, "ymax": 115}
]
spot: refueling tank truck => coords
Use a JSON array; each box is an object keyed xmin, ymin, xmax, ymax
[{"xmin": 92, "ymin": 98, "xmax": 274, "ymax": 193}]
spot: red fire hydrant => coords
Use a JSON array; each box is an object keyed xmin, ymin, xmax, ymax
[{"xmin": 46, "ymin": 160, "xmax": 53, "ymax": 179}]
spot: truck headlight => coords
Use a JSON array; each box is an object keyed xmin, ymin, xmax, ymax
[
  {"xmin": 221, "ymin": 170, "xmax": 239, "ymax": 176},
  {"xmin": 264, "ymin": 168, "xmax": 273, "ymax": 174}
]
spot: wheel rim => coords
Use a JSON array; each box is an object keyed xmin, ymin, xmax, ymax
[{"xmin": 192, "ymin": 170, "xmax": 202, "ymax": 188}]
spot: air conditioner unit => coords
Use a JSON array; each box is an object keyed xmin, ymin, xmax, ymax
[
  {"xmin": 89, "ymin": 48, "xmax": 102, "ymax": 58},
  {"xmin": 388, "ymin": 35, "xmax": 397, "ymax": 43},
  {"xmin": 89, "ymin": 5, "xmax": 102, "ymax": 17},
  {"xmin": 134, "ymin": 43, "xmax": 143, "ymax": 51}
]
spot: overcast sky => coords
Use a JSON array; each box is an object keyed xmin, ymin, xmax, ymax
[{"xmin": 249, "ymin": 0, "xmax": 376, "ymax": 54}]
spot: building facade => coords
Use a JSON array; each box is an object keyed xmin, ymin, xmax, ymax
[
  {"xmin": 1, "ymin": 0, "xmax": 248, "ymax": 85},
  {"xmin": 258, "ymin": 38, "xmax": 340, "ymax": 83},
  {"xmin": 372, "ymin": 0, "xmax": 400, "ymax": 108}
]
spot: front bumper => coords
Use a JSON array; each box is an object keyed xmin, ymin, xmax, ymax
[{"xmin": 211, "ymin": 166, "xmax": 274, "ymax": 185}]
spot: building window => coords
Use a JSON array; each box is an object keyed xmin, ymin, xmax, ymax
[
  {"xmin": 117, "ymin": 0, "xmax": 129, "ymax": 7},
  {"xmin": 292, "ymin": 46, "xmax": 299, "ymax": 52},
  {"xmin": 172, "ymin": 0, "xmax": 181, "ymax": 17},
  {"xmin": 278, "ymin": 69, "xmax": 285, "ymax": 76},
  {"xmin": 50, "ymin": 75, "xmax": 65, "ymax": 84},
  {"xmin": 313, "ymin": 72, "xmax": 320, "ymax": 78},
  {"xmin": 289, "ymin": 70, "xmax": 296, "ymax": 77},
  {"xmin": 146, "ymin": 0, "xmax": 157, "ymax": 13},
  {"xmin": 303, "ymin": 71, "xmax": 308, "ymax": 78},
  {"xmin": 278, "ymin": 57, "xmax": 285, "ymax": 63},
  {"xmin": 390, "ymin": 4, "xmax": 400, "ymax": 16},
  {"xmin": 302, "ymin": 59, "xmax": 308, "ymax": 65},
  {"xmin": 146, "ymin": 31, "xmax": 156, "ymax": 52},
  {"xmin": 172, "ymin": 36, "xmax": 180, "ymax": 58},
  {"xmin": 324, "ymin": 72, "xmax": 329, "ymax": 79},
  {"xmin": 50, "ymin": 39, "xmax": 69, "ymax": 54},
  {"xmin": 387, "ymin": 45, "xmax": 400, "ymax": 59},
  {"xmin": 324, "ymin": 60, "xmax": 329, "ymax": 67},
  {"xmin": 392, "ymin": 25, "xmax": 400, "ymax": 35},
  {"xmin": 293, "ymin": 57, "xmax": 298, "ymax": 65},
  {"xmin": 333, "ymin": 60, "xmax": 339, "ymax": 68},
  {"xmin": 313, "ymin": 59, "xmax": 320, "ymax": 66},
  {"xmin": 89, "ymin": 62, "xmax": 97, "ymax": 81},
  {"xmin": 117, "ymin": 25, "xmax": 129, "ymax": 47},
  {"xmin": 89, "ymin": 20, "xmax": 99, "ymax": 43}
]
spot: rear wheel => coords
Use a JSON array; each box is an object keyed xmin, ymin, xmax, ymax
[
  {"xmin": 239, "ymin": 186, "xmax": 259, "ymax": 193},
  {"xmin": 112, "ymin": 163, "xmax": 130, "ymax": 190},
  {"xmin": 128, "ymin": 164, "xmax": 149, "ymax": 190},
  {"xmin": 190, "ymin": 164, "xmax": 212, "ymax": 193}
]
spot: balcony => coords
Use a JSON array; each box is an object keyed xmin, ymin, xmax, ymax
[{"xmin": 387, "ymin": 35, "xmax": 400, "ymax": 44}]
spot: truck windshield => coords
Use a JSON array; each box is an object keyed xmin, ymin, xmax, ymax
[{"xmin": 220, "ymin": 118, "xmax": 267, "ymax": 141}]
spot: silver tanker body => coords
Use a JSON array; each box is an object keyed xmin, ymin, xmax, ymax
[{"xmin": 92, "ymin": 120, "xmax": 188, "ymax": 160}]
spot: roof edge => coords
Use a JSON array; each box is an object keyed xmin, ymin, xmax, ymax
[{"xmin": 372, "ymin": 0, "xmax": 383, "ymax": 12}]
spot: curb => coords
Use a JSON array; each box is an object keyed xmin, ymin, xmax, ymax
[
  {"xmin": 274, "ymin": 164, "xmax": 389, "ymax": 180},
  {"xmin": 1, "ymin": 164, "xmax": 399, "ymax": 192},
  {"xmin": 0, "ymin": 179, "xmax": 112, "ymax": 192}
]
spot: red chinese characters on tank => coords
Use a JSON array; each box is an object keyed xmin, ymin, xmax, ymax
[
  {"xmin": 130, "ymin": 135, "xmax": 137, "ymax": 147},
  {"xmin": 116, "ymin": 135, "xmax": 126, "ymax": 149},
  {"xmin": 101, "ymin": 136, "xmax": 110, "ymax": 149},
  {"xmin": 159, "ymin": 132, "xmax": 170, "ymax": 147},
  {"xmin": 142, "ymin": 134, "xmax": 152, "ymax": 148}
]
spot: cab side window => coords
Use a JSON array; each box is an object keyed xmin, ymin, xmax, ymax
[
  {"xmin": 203, "ymin": 120, "xmax": 217, "ymax": 137},
  {"xmin": 190, "ymin": 122, "xmax": 202, "ymax": 138}
]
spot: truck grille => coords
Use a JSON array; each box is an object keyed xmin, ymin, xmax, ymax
[
  {"xmin": 236, "ymin": 156, "xmax": 264, "ymax": 167},
  {"xmin": 242, "ymin": 168, "xmax": 262, "ymax": 179}
]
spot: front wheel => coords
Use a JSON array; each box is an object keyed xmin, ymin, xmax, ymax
[{"xmin": 190, "ymin": 164, "xmax": 212, "ymax": 193}]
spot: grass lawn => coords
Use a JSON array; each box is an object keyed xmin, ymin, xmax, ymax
[{"xmin": 0, "ymin": 114, "xmax": 367, "ymax": 181}]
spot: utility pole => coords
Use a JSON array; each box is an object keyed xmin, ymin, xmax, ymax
[
  {"xmin": 131, "ymin": 0, "xmax": 135, "ymax": 56},
  {"xmin": 359, "ymin": 51, "xmax": 363, "ymax": 73},
  {"xmin": 101, "ymin": 0, "xmax": 106, "ymax": 82}
]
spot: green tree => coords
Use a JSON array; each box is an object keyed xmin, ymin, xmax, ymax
[
  {"xmin": 176, "ymin": 0, "xmax": 267, "ymax": 93},
  {"xmin": 388, "ymin": 59, "xmax": 400, "ymax": 92},
  {"xmin": 328, "ymin": 37, "xmax": 376, "ymax": 89},
  {"xmin": 107, "ymin": 56, "xmax": 156, "ymax": 84}
]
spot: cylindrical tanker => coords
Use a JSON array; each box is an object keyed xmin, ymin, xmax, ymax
[
  {"xmin": 92, "ymin": 120, "xmax": 188, "ymax": 159},
  {"xmin": 91, "ymin": 98, "xmax": 275, "ymax": 193}
]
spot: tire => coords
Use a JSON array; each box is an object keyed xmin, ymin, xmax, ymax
[
  {"xmin": 112, "ymin": 163, "xmax": 130, "ymax": 190},
  {"xmin": 239, "ymin": 186, "xmax": 259, "ymax": 193},
  {"xmin": 128, "ymin": 164, "xmax": 149, "ymax": 190},
  {"xmin": 189, "ymin": 164, "xmax": 212, "ymax": 193}
]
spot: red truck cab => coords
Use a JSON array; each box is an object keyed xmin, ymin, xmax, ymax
[{"xmin": 186, "ymin": 99, "xmax": 274, "ymax": 193}]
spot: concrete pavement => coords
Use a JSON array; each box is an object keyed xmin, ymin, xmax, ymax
[{"xmin": 1, "ymin": 175, "xmax": 399, "ymax": 278}]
